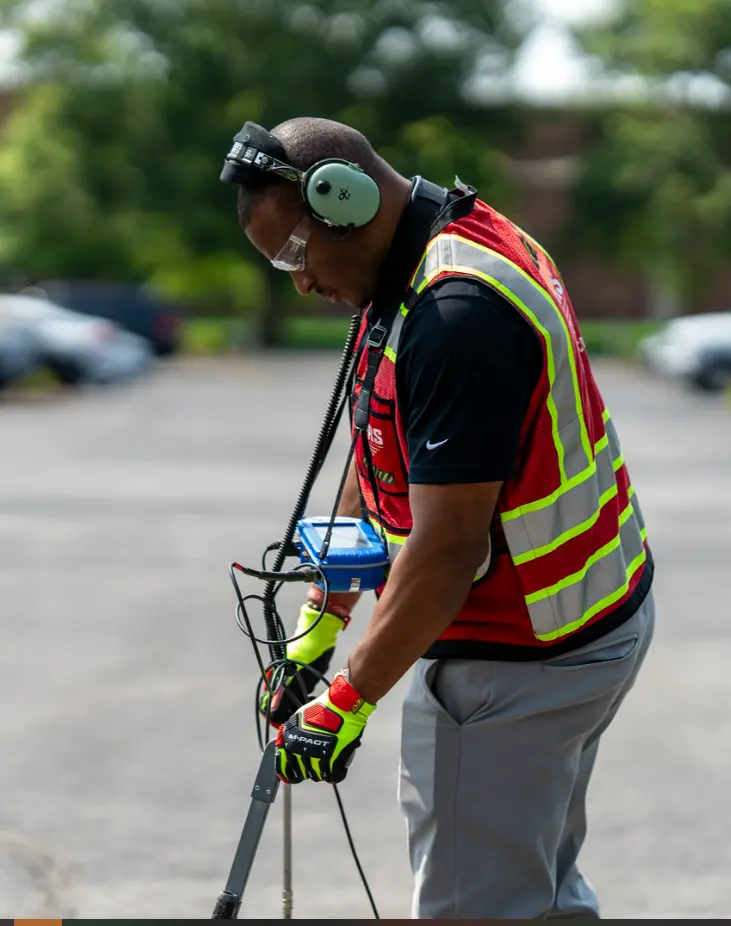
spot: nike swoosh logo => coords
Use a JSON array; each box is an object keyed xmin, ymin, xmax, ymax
[{"xmin": 426, "ymin": 438, "xmax": 449, "ymax": 450}]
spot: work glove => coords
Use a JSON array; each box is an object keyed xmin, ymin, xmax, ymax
[
  {"xmin": 275, "ymin": 671, "xmax": 376, "ymax": 784},
  {"xmin": 259, "ymin": 600, "xmax": 349, "ymax": 726}
]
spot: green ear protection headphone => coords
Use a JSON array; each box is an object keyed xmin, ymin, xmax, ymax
[{"xmin": 220, "ymin": 121, "xmax": 381, "ymax": 230}]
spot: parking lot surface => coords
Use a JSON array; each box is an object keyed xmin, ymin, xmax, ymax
[{"xmin": 0, "ymin": 355, "xmax": 729, "ymax": 919}]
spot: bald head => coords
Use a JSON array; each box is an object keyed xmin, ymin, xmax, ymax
[
  {"xmin": 237, "ymin": 116, "xmax": 413, "ymax": 310},
  {"xmin": 273, "ymin": 117, "xmax": 378, "ymax": 172},
  {"xmin": 236, "ymin": 117, "xmax": 391, "ymax": 227}
]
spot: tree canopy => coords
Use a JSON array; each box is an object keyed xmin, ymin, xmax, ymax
[
  {"xmin": 0, "ymin": 0, "xmax": 526, "ymax": 341},
  {"xmin": 570, "ymin": 0, "xmax": 731, "ymax": 313}
]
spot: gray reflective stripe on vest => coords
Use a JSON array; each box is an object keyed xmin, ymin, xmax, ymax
[
  {"xmin": 603, "ymin": 409, "xmax": 624, "ymax": 467},
  {"xmin": 607, "ymin": 402, "xmax": 649, "ymax": 540},
  {"xmin": 526, "ymin": 500, "xmax": 647, "ymax": 641},
  {"xmin": 386, "ymin": 536, "xmax": 404, "ymax": 564},
  {"xmin": 411, "ymin": 234, "xmax": 594, "ymax": 484},
  {"xmin": 504, "ymin": 431, "xmax": 623, "ymax": 563},
  {"xmin": 375, "ymin": 232, "xmax": 647, "ymax": 639},
  {"xmin": 409, "ymin": 236, "xmax": 646, "ymax": 566},
  {"xmin": 604, "ymin": 408, "xmax": 647, "ymax": 535},
  {"xmin": 366, "ymin": 518, "xmax": 406, "ymax": 565}
]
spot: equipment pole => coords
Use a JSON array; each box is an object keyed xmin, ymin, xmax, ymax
[{"xmin": 282, "ymin": 784, "xmax": 293, "ymax": 919}]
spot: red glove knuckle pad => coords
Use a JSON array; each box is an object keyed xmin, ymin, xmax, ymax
[{"xmin": 303, "ymin": 703, "xmax": 343, "ymax": 733}]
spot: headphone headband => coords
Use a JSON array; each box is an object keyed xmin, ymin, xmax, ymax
[{"xmin": 220, "ymin": 122, "xmax": 298, "ymax": 186}]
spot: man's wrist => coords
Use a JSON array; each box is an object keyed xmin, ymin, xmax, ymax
[
  {"xmin": 331, "ymin": 667, "xmax": 376, "ymax": 716},
  {"xmin": 306, "ymin": 586, "xmax": 354, "ymax": 623},
  {"xmin": 340, "ymin": 660, "xmax": 380, "ymax": 708}
]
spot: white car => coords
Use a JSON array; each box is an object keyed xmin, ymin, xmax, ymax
[
  {"xmin": 0, "ymin": 314, "xmax": 40, "ymax": 388},
  {"xmin": 638, "ymin": 312, "xmax": 731, "ymax": 393},
  {"xmin": 0, "ymin": 293, "xmax": 154, "ymax": 386}
]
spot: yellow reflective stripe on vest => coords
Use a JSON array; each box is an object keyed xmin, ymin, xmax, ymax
[
  {"xmin": 372, "ymin": 231, "xmax": 646, "ymax": 641},
  {"xmin": 368, "ymin": 517, "xmax": 406, "ymax": 562},
  {"xmin": 501, "ymin": 408, "xmax": 612, "ymax": 522},
  {"xmin": 384, "ymin": 304, "xmax": 409, "ymax": 363},
  {"xmin": 510, "ymin": 434, "xmax": 621, "ymax": 564},
  {"xmin": 507, "ymin": 413, "xmax": 632, "ymax": 564},
  {"xmin": 411, "ymin": 234, "xmax": 594, "ymax": 485},
  {"xmin": 526, "ymin": 502, "xmax": 647, "ymax": 641},
  {"xmin": 501, "ymin": 409, "xmax": 624, "ymax": 523}
]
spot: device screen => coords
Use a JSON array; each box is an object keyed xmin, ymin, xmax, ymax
[{"xmin": 314, "ymin": 524, "xmax": 370, "ymax": 549}]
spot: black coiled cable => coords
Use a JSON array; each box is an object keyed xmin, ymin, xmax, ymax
[{"xmin": 259, "ymin": 313, "xmax": 363, "ymax": 663}]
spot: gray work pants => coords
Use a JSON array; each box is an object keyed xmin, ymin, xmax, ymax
[{"xmin": 398, "ymin": 591, "xmax": 655, "ymax": 919}]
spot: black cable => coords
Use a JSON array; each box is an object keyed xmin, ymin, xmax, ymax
[
  {"xmin": 333, "ymin": 784, "xmax": 380, "ymax": 919},
  {"xmin": 235, "ymin": 569, "xmax": 381, "ymax": 918},
  {"xmin": 259, "ymin": 312, "xmax": 363, "ymax": 663},
  {"xmin": 319, "ymin": 429, "xmax": 360, "ymax": 560},
  {"xmin": 220, "ymin": 183, "xmax": 469, "ymax": 919},
  {"xmin": 232, "ymin": 566, "xmax": 332, "ymax": 648},
  {"xmin": 227, "ymin": 313, "xmax": 380, "ymax": 917}
]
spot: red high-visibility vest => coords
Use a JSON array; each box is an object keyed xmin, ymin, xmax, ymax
[{"xmin": 353, "ymin": 198, "xmax": 651, "ymax": 651}]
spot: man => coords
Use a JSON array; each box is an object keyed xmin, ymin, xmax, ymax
[{"xmin": 221, "ymin": 116, "xmax": 655, "ymax": 919}]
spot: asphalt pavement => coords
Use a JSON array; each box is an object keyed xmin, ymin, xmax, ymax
[{"xmin": 0, "ymin": 354, "xmax": 729, "ymax": 919}]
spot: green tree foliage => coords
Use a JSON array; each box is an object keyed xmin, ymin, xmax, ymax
[
  {"xmin": 579, "ymin": 0, "xmax": 731, "ymax": 80},
  {"xmin": 0, "ymin": 0, "xmax": 526, "ymax": 343},
  {"xmin": 570, "ymin": 0, "xmax": 731, "ymax": 313}
]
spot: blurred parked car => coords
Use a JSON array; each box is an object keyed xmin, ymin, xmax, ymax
[
  {"xmin": 639, "ymin": 312, "xmax": 731, "ymax": 393},
  {"xmin": 34, "ymin": 280, "xmax": 183, "ymax": 357},
  {"xmin": 0, "ymin": 314, "xmax": 40, "ymax": 390},
  {"xmin": 0, "ymin": 293, "xmax": 154, "ymax": 386}
]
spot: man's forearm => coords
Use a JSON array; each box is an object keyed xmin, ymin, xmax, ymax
[
  {"xmin": 308, "ymin": 455, "xmax": 364, "ymax": 614},
  {"xmin": 346, "ymin": 533, "xmax": 483, "ymax": 704}
]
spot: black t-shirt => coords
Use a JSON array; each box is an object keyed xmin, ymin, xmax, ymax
[{"xmin": 395, "ymin": 277, "xmax": 543, "ymax": 484}]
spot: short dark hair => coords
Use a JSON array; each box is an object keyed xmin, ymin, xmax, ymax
[
  {"xmin": 236, "ymin": 117, "xmax": 378, "ymax": 228},
  {"xmin": 236, "ymin": 180, "xmax": 296, "ymax": 228}
]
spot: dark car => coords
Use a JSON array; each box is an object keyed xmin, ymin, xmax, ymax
[
  {"xmin": 32, "ymin": 280, "xmax": 183, "ymax": 357},
  {"xmin": 1, "ymin": 292, "xmax": 153, "ymax": 386}
]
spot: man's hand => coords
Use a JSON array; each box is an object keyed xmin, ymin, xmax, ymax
[
  {"xmin": 260, "ymin": 600, "xmax": 349, "ymax": 726},
  {"xmin": 275, "ymin": 672, "xmax": 376, "ymax": 784}
]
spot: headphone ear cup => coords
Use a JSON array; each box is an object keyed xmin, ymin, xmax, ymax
[{"xmin": 303, "ymin": 161, "xmax": 381, "ymax": 228}]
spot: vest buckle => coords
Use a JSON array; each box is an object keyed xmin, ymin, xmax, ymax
[{"xmin": 367, "ymin": 322, "xmax": 387, "ymax": 349}]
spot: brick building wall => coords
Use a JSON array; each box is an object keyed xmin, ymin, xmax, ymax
[{"xmin": 504, "ymin": 110, "xmax": 729, "ymax": 319}]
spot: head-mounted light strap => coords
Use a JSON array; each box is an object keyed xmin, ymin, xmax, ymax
[{"xmin": 222, "ymin": 120, "xmax": 303, "ymax": 188}]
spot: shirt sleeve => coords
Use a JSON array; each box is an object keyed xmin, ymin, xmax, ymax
[{"xmin": 395, "ymin": 277, "xmax": 543, "ymax": 485}]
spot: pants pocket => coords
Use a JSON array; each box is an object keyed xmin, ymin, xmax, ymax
[
  {"xmin": 421, "ymin": 659, "xmax": 492, "ymax": 726},
  {"xmin": 542, "ymin": 633, "xmax": 639, "ymax": 672}
]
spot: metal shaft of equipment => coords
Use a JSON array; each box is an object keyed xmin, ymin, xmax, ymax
[{"xmin": 282, "ymin": 784, "xmax": 293, "ymax": 919}]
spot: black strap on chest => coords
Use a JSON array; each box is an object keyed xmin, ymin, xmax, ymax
[
  {"xmin": 352, "ymin": 177, "xmax": 476, "ymax": 435},
  {"xmin": 344, "ymin": 178, "xmax": 476, "ymax": 554}
]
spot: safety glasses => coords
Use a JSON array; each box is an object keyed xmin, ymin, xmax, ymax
[{"xmin": 270, "ymin": 218, "xmax": 311, "ymax": 272}]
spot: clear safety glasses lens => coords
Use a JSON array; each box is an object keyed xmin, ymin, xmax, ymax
[{"xmin": 270, "ymin": 219, "xmax": 311, "ymax": 272}]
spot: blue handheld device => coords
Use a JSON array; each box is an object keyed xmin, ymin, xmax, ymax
[{"xmin": 294, "ymin": 516, "xmax": 389, "ymax": 593}]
